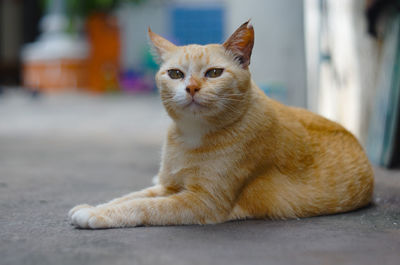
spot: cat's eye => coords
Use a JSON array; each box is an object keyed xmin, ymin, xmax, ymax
[
  {"xmin": 205, "ymin": 68, "xmax": 224, "ymax": 78},
  {"xmin": 168, "ymin": 69, "xmax": 184, "ymax": 79}
]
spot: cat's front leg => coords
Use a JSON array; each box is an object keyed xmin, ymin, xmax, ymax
[
  {"xmin": 68, "ymin": 185, "xmax": 174, "ymax": 220},
  {"xmin": 70, "ymin": 190, "xmax": 231, "ymax": 229}
]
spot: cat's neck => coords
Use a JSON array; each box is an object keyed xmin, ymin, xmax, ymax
[{"xmin": 174, "ymin": 116, "xmax": 212, "ymax": 148}]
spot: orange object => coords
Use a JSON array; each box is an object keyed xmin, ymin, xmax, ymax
[
  {"xmin": 22, "ymin": 59, "xmax": 88, "ymax": 92},
  {"xmin": 86, "ymin": 13, "xmax": 121, "ymax": 93}
]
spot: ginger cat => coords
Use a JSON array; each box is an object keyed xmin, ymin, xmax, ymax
[{"xmin": 69, "ymin": 21, "xmax": 374, "ymax": 229}]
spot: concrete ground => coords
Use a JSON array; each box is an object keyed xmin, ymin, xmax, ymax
[{"xmin": 0, "ymin": 90, "xmax": 399, "ymax": 265}]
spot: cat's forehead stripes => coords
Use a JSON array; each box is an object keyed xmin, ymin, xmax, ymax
[{"xmin": 175, "ymin": 45, "xmax": 214, "ymax": 65}]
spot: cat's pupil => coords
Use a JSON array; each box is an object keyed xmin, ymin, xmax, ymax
[
  {"xmin": 205, "ymin": 68, "xmax": 224, "ymax": 78},
  {"xmin": 168, "ymin": 69, "xmax": 184, "ymax": 79}
]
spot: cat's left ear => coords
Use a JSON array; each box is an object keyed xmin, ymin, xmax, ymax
[
  {"xmin": 148, "ymin": 27, "xmax": 177, "ymax": 62},
  {"xmin": 223, "ymin": 20, "xmax": 254, "ymax": 68}
]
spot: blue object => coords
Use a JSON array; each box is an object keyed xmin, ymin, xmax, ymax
[{"xmin": 171, "ymin": 4, "xmax": 225, "ymax": 45}]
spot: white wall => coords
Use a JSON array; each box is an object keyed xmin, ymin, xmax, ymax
[
  {"xmin": 304, "ymin": 0, "xmax": 380, "ymax": 142},
  {"xmin": 117, "ymin": 2, "xmax": 167, "ymax": 70},
  {"xmin": 227, "ymin": 0, "xmax": 307, "ymax": 107}
]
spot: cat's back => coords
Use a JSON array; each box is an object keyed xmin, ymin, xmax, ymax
[
  {"xmin": 287, "ymin": 105, "xmax": 349, "ymax": 135},
  {"xmin": 286, "ymin": 104, "xmax": 366, "ymax": 157},
  {"xmin": 281, "ymin": 103, "xmax": 370, "ymax": 167}
]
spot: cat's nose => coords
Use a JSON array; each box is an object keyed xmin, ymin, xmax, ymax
[{"xmin": 186, "ymin": 85, "xmax": 200, "ymax": 97}]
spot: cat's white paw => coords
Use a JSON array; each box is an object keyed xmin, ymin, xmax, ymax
[
  {"xmin": 71, "ymin": 208, "xmax": 93, "ymax": 228},
  {"xmin": 68, "ymin": 204, "xmax": 94, "ymax": 220},
  {"xmin": 70, "ymin": 208, "xmax": 111, "ymax": 229}
]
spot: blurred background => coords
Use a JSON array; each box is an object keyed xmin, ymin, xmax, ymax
[{"xmin": 0, "ymin": 0, "xmax": 399, "ymax": 167}]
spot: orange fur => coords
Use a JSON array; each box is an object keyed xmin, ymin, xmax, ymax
[{"xmin": 69, "ymin": 22, "xmax": 373, "ymax": 229}]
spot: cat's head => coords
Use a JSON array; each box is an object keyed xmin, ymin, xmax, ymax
[{"xmin": 149, "ymin": 21, "xmax": 254, "ymax": 127}]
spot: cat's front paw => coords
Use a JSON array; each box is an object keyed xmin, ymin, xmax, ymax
[
  {"xmin": 68, "ymin": 204, "xmax": 94, "ymax": 220},
  {"xmin": 70, "ymin": 208, "xmax": 112, "ymax": 229}
]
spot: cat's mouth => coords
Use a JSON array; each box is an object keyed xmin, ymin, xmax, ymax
[{"xmin": 183, "ymin": 98, "xmax": 206, "ymax": 109}]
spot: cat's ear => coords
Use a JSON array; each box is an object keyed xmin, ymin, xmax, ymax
[
  {"xmin": 223, "ymin": 20, "xmax": 254, "ymax": 68},
  {"xmin": 148, "ymin": 27, "xmax": 177, "ymax": 63}
]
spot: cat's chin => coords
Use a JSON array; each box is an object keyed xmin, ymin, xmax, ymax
[{"xmin": 180, "ymin": 99, "xmax": 208, "ymax": 113}]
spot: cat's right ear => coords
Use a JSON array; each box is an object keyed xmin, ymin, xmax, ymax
[
  {"xmin": 223, "ymin": 20, "xmax": 254, "ymax": 68},
  {"xmin": 148, "ymin": 27, "xmax": 177, "ymax": 63}
]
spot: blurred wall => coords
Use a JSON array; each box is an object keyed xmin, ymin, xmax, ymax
[
  {"xmin": 0, "ymin": 0, "xmax": 23, "ymax": 85},
  {"xmin": 305, "ymin": 0, "xmax": 380, "ymax": 143},
  {"xmin": 117, "ymin": 2, "xmax": 167, "ymax": 70},
  {"xmin": 0, "ymin": 0, "xmax": 22, "ymax": 64},
  {"xmin": 227, "ymin": 0, "xmax": 307, "ymax": 107},
  {"xmin": 0, "ymin": 0, "xmax": 42, "ymax": 85}
]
